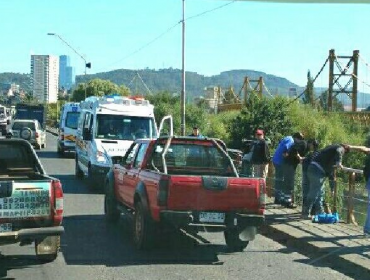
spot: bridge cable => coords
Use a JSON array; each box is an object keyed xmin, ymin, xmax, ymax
[{"xmin": 289, "ymin": 57, "xmax": 329, "ymax": 105}]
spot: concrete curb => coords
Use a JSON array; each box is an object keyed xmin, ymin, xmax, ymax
[{"xmin": 261, "ymin": 204, "xmax": 370, "ymax": 278}]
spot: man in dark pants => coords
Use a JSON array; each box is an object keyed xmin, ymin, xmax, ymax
[
  {"xmin": 281, "ymin": 138, "xmax": 307, "ymax": 208},
  {"xmin": 272, "ymin": 132, "xmax": 304, "ymax": 204},
  {"xmin": 302, "ymin": 144, "xmax": 350, "ymax": 219}
]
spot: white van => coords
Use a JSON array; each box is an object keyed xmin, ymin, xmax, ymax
[
  {"xmin": 57, "ymin": 102, "xmax": 81, "ymax": 156},
  {"xmin": 75, "ymin": 95, "xmax": 157, "ymax": 189}
]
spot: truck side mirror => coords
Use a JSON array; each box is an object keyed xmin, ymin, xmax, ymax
[{"xmin": 83, "ymin": 128, "xmax": 92, "ymax": 141}]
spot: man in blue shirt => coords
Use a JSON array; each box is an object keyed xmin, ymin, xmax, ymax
[{"xmin": 272, "ymin": 132, "xmax": 304, "ymax": 204}]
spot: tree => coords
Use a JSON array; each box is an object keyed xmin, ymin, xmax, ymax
[
  {"xmin": 229, "ymin": 96, "xmax": 294, "ymax": 149},
  {"xmin": 72, "ymin": 78, "xmax": 130, "ymax": 101},
  {"xmin": 303, "ymin": 70, "xmax": 315, "ymax": 106},
  {"xmin": 318, "ymin": 90, "xmax": 344, "ymax": 112}
]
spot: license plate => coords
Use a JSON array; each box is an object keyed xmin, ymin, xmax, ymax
[
  {"xmin": 199, "ymin": 212, "xmax": 225, "ymax": 223},
  {"xmin": 0, "ymin": 223, "xmax": 12, "ymax": 233}
]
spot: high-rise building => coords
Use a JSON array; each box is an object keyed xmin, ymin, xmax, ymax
[
  {"xmin": 59, "ymin": 55, "xmax": 75, "ymax": 91},
  {"xmin": 30, "ymin": 55, "xmax": 59, "ymax": 103}
]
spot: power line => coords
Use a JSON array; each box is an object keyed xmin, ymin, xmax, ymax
[
  {"xmin": 100, "ymin": 22, "xmax": 181, "ymax": 72},
  {"xmin": 186, "ymin": 0, "xmax": 237, "ymax": 21},
  {"xmin": 99, "ymin": 0, "xmax": 237, "ymax": 73}
]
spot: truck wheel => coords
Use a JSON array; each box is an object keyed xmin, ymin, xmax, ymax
[
  {"xmin": 104, "ymin": 183, "xmax": 120, "ymax": 223},
  {"xmin": 224, "ymin": 229, "xmax": 249, "ymax": 252},
  {"xmin": 133, "ymin": 201, "xmax": 155, "ymax": 250},
  {"xmin": 75, "ymin": 157, "xmax": 83, "ymax": 179},
  {"xmin": 35, "ymin": 236, "xmax": 60, "ymax": 262},
  {"xmin": 87, "ymin": 167, "xmax": 97, "ymax": 189},
  {"xmin": 57, "ymin": 145, "xmax": 64, "ymax": 157}
]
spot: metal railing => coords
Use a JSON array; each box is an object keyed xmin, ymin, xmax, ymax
[{"xmin": 252, "ymin": 162, "xmax": 368, "ymax": 226}]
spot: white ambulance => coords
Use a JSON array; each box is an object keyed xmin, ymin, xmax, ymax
[
  {"xmin": 75, "ymin": 95, "xmax": 157, "ymax": 188},
  {"xmin": 57, "ymin": 102, "xmax": 81, "ymax": 156}
]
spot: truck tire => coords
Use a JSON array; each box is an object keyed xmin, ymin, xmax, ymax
[
  {"xmin": 20, "ymin": 127, "xmax": 32, "ymax": 141},
  {"xmin": 87, "ymin": 166, "xmax": 97, "ymax": 189},
  {"xmin": 57, "ymin": 145, "xmax": 64, "ymax": 157},
  {"xmin": 133, "ymin": 201, "xmax": 155, "ymax": 250},
  {"xmin": 75, "ymin": 157, "xmax": 83, "ymax": 179},
  {"xmin": 104, "ymin": 181, "xmax": 120, "ymax": 223},
  {"xmin": 35, "ymin": 236, "xmax": 60, "ymax": 262},
  {"xmin": 224, "ymin": 229, "xmax": 249, "ymax": 252}
]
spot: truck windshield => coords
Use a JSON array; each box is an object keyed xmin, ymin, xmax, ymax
[
  {"xmin": 96, "ymin": 114, "xmax": 157, "ymax": 140},
  {"xmin": 65, "ymin": 112, "xmax": 80, "ymax": 129},
  {"xmin": 0, "ymin": 107, "xmax": 4, "ymax": 115}
]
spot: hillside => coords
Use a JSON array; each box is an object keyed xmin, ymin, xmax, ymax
[
  {"xmin": 77, "ymin": 68, "xmax": 299, "ymax": 99},
  {"xmin": 2, "ymin": 69, "xmax": 370, "ymax": 108}
]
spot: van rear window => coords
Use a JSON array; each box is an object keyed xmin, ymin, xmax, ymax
[{"xmin": 65, "ymin": 112, "xmax": 80, "ymax": 129}]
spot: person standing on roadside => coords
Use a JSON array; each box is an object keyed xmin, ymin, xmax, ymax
[
  {"xmin": 272, "ymin": 132, "xmax": 304, "ymax": 204},
  {"xmin": 188, "ymin": 126, "xmax": 204, "ymax": 138},
  {"xmin": 281, "ymin": 137, "xmax": 307, "ymax": 208},
  {"xmin": 250, "ymin": 129, "xmax": 270, "ymax": 179},
  {"xmin": 302, "ymin": 144, "xmax": 350, "ymax": 218},
  {"xmin": 301, "ymin": 139, "xmax": 320, "ymax": 211}
]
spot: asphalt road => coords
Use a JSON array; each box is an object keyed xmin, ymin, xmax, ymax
[{"xmin": 0, "ymin": 133, "xmax": 357, "ymax": 280}]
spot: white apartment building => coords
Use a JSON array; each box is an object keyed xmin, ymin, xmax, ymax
[{"xmin": 30, "ymin": 55, "xmax": 59, "ymax": 103}]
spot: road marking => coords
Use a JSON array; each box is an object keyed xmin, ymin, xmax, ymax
[{"xmin": 307, "ymin": 246, "xmax": 347, "ymax": 265}]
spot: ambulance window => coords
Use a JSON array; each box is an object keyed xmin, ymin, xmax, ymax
[{"xmin": 65, "ymin": 112, "xmax": 80, "ymax": 129}]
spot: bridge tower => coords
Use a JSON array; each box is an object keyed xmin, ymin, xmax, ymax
[{"xmin": 328, "ymin": 49, "xmax": 359, "ymax": 112}]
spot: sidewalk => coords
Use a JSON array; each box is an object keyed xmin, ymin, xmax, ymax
[{"xmin": 262, "ymin": 201, "xmax": 370, "ymax": 278}]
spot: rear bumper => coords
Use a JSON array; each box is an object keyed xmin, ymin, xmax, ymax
[
  {"xmin": 160, "ymin": 210, "xmax": 264, "ymax": 231},
  {"xmin": 0, "ymin": 226, "xmax": 64, "ymax": 244},
  {"xmin": 58, "ymin": 140, "xmax": 76, "ymax": 151}
]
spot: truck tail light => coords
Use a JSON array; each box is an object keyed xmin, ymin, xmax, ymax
[
  {"xmin": 52, "ymin": 180, "xmax": 64, "ymax": 225},
  {"xmin": 157, "ymin": 177, "xmax": 169, "ymax": 207},
  {"xmin": 259, "ymin": 179, "xmax": 266, "ymax": 209}
]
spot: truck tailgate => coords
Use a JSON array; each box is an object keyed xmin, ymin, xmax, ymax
[
  {"xmin": 0, "ymin": 181, "xmax": 52, "ymax": 224},
  {"xmin": 166, "ymin": 176, "xmax": 262, "ymax": 211}
]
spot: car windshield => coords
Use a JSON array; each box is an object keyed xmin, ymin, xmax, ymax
[
  {"xmin": 96, "ymin": 114, "xmax": 157, "ymax": 140},
  {"xmin": 65, "ymin": 111, "xmax": 80, "ymax": 129},
  {"xmin": 12, "ymin": 121, "xmax": 35, "ymax": 131}
]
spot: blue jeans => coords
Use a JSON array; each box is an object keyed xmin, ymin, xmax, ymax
[
  {"xmin": 282, "ymin": 163, "xmax": 296, "ymax": 196},
  {"xmin": 364, "ymin": 178, "xmax": 370, "ymax": 233},
  {"xmin": 302, "ymin": 167, "xmax": 309, "ymax": 208},
  {"xmin": 274, "ymin": 163, "xmax": 284, "ymax": 198},
  {"xmin": 304, "ymin": 164, "xmax": 326, "ymax": 215}
]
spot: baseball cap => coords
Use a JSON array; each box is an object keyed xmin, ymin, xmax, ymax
[
  {"xmin": 193, "ymin": 126, "xmax": 198, "ymax": 129},
  {"xmin": 256, "ymin": 129, "xmax": 264, "ymax": 135}
]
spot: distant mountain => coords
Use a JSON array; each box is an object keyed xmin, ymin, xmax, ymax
[
  {"xmin": 77, "ymin": 68, "xmax": 299, "ymax": 100},
  {"xmin": 2, "ymin": 69, "xmax": 370, "ymax": 108}
]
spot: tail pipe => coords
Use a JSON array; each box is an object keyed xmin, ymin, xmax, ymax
[{"xmin": 52, "ymin": 180, "xmax": 64, "ymax": 225}]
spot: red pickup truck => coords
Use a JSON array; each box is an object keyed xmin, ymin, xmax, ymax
[{"xmin": 104, "ymin": 136, "xmax": 265, "ymax": 251}]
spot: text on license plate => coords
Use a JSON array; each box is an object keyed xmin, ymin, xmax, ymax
[
  {"xmin": 199, "ymin": 212, "xmax": 225, "ymax": 223},
  {"xmin": 0, "ymin": 223, "xmax": 12, "ymax": 233}
]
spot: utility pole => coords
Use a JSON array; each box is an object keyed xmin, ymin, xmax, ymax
[{"xmin": 181, "ymin": 0, "xmax": 186, "ymax": 136}]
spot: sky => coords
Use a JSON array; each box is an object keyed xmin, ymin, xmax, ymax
[{"xmin": 1, "ymin": 0, "xmax": 370, "ymax": 89}]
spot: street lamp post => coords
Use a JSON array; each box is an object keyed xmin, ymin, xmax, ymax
[
  {"xmin": 47, "ymin": 33, "xmax": 91, "ymax": 99},
  {"xmin": 181, "ymin": 0, "xmax": 186, "ymax": 136}
]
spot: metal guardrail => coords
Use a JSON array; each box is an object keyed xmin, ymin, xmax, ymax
[{"xmin": 262, "ymin": 162, "xmax": 367, "ymax": 226}]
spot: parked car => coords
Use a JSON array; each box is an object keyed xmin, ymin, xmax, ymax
[
  {"xmin": 11, "ymin": 119, "xmax": 46, "ymax": 149},
  {"xmin": 0, "ymin": 138, "xmax": 64, "ymax": 261},
  {"xmin": 104, "ymin": 136, "xmax": 265, "ymax": 251}
]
